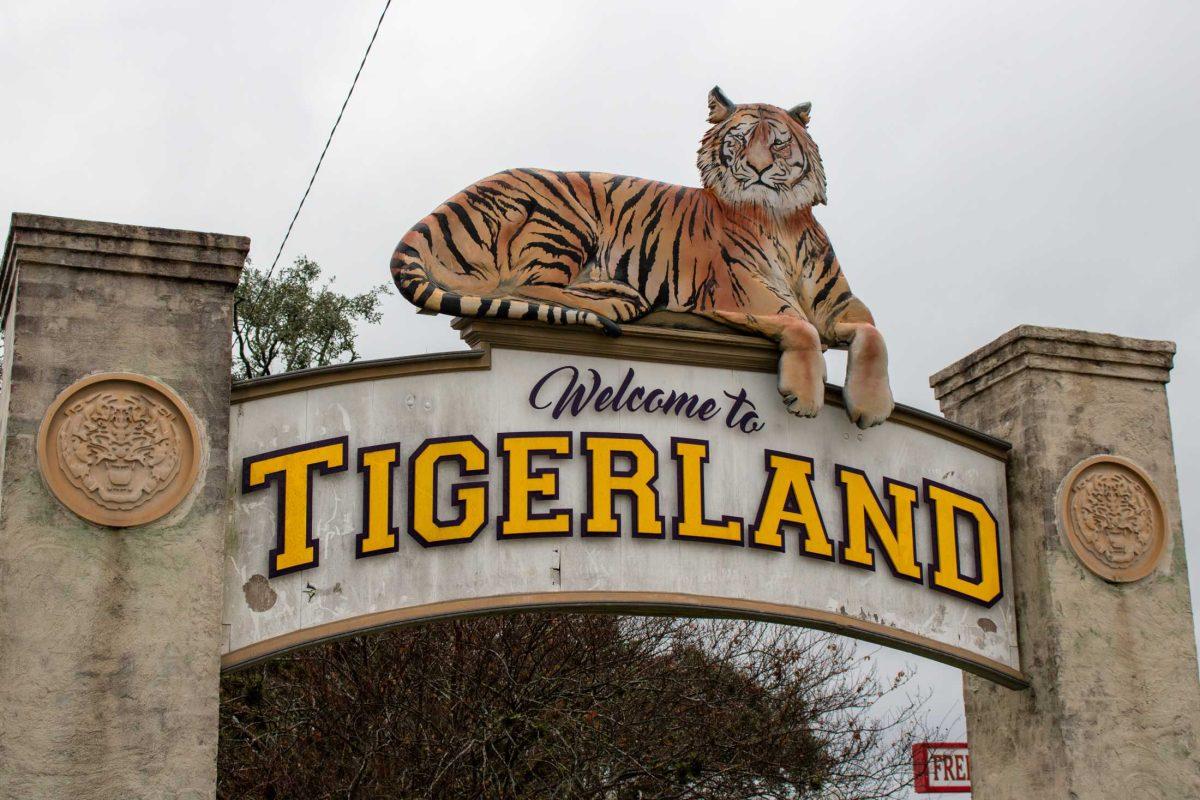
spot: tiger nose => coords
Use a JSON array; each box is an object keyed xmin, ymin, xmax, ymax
[{"xmin": 746, "ymin": 142, "xmax": 773, "ymax": 175}]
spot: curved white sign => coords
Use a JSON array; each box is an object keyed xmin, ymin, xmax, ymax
[{"xmin": 223, "ymin": 323, "xmax": 1021, "ymax": 686}]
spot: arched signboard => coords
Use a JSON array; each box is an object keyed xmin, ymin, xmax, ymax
[{"xmin": 224, "ymin": 320, "xmax": 1022, "ymax": 687}]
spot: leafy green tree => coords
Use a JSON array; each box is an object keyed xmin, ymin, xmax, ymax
[{"xmin": 232, "ymin": 256, "xmax": 390, "ymax": 380}]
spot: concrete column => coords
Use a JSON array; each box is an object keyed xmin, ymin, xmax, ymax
[
  {"xmin": 931, "ymin": 326, "xmax": 1200, "ymax": 798},
  {"xmin": 0, "ymin": 214, "xmax": 247, "ymax": 798}
]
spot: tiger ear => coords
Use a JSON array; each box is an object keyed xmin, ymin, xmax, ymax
[
  {"xmin": 788, "ymin": 101, "xmax": 812, "ymax": 126},
  {"xmin": 707, "ymin": 86, "xmax": 736, "ymax": 123}
]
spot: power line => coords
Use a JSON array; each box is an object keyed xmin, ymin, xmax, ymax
[{"xmin": 262, "ymin": 0, "xmax": 394, "ymax": 280}]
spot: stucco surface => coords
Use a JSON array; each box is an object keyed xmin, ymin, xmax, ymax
[
  {"xmin": 0, "ymin": 214, "xmax": 246, "ymax": 799},
  {"xmin": 932, "ymin": 326, "xmax": 1200, "ymax": 799}
]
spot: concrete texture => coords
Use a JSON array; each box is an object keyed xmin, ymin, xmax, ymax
[
  {"xmin": 931, "ymin": 325, "xmax": 1200, "ymax": 799},
  {"xmin": 0, "ymin": 214, "xmax": 247, "ymax": 799}
]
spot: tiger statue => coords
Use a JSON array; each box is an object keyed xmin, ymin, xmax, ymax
[{"xmin": 391, "ymin": 87, "xmax": 894, "ymax": 428}]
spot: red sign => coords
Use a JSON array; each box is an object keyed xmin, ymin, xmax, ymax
[{"xmin": 913, "ymin": 742, "xmax": 971, "ymax": 793}]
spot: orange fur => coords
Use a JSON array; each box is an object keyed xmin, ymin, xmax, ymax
[{"xmin": 391, "ymin": 88, "xmax": 894, "ymax": 426}]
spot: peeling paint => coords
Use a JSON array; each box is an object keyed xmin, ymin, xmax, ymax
[{"xmin": 241, "ymin": 574, "xmax": 277, "ymax": 612}]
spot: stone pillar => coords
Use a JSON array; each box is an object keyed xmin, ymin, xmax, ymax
[
  {"xmin": 931, "ymin": 326, "xmax": 1200, "ymax": 799},
  {"xmin": 0, "ymin": 214, "xmax": 247, "ymax": 798}
]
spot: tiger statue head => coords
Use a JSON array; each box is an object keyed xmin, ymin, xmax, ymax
[{"xmin": 697, "ymin": 86, "xmax": 827, "ymax": 214}]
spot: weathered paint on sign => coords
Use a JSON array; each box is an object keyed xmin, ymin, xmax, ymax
[
  {"xmin": 913, "ymin": 742, "xmax": 971, "ymax": 793},
  {"xmin": 223, "ymin": 339, "xmax": 1019, "ymax": 685}
]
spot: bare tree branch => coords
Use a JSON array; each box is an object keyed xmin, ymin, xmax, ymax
[{"xmin": 220, "ymin": 615, "xmax": 934, "ymax": 799}]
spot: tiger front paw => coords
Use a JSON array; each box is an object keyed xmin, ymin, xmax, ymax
[
  {"xmin": 843, "ymin": 327, "xmax": 893, "ymax": 428},
  {"xmin": 781, "ymin": 391, "xmax": 823, "ymax": 418},
  {"xmin": 843, "ymin": 376, "xmax": 894, "ymax": 429},
  {"xmin": 777, "ymin": 348, "xmax": 826, "ymax": 418}
]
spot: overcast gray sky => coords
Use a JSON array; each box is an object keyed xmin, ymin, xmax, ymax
[{"xmin": 4, "ymin": 1, "xmax": 1199, "ymax": 792}]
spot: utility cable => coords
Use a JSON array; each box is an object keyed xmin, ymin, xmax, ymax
[{"xmin": 261, "ymin": 0, "xmax": 394, "ymax": 282}]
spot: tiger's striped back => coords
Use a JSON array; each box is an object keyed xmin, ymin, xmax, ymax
[{"xmin": 392, "ymin": 166, "xmax": 859, "ymax": 341}]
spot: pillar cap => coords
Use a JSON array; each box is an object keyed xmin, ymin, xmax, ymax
[
  {"xmin": 930, "ymin": 325, "xmax": 1175, "ymax": 410},
  {"xmin": 1, "ymin": 213, "xmax": 250, "ymax": 320}
]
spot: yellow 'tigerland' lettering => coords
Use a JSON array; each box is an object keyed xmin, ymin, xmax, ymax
[
  {"xmin": 498, "ymin": 433, "xmax": 572, "ymax": 537},
  {"xmin": 836, "ymin": 467, "xmax": 922, "ymax": 582},
  {"xmin": 925, "ymin": 480, "xmax": 1003, "ymax": 606},
  {"xmin": 356, "ymin": 443, "xmax": 401, "ymax": 557},
  {"xmin": 671, "ymin": 438, "xmax": 742, "ymax": 544},
  {"xmin": 409, "ymin": 437, "xmax": 489, "ymax": 546},
  {"xmin": 242, "ymin": 437, "xmax": 348, "ymax": 577},
  {"xmin": 581, "ymin": 433, "xmax": 663, "ymax": 537},
  {"xmin": 749, "ymin": 451, "xmax": 833, "ymax": 557}
]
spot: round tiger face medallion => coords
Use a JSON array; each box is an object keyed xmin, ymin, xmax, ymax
[
  {"xmin": 38, "ymin": 373, "xmax": 202, "ymax": 527},
  {"xmin": 1058, "ymin": 455, "xmax": 1167, "ymax": 583}
]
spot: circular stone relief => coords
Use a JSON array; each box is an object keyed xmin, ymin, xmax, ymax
[
  {"xmin": 37, "ymin": 372, "xmax": 202, "ymax": 528},
  {"xmin": 1058, "ymin": 454, "xmax": 1167, "ymax": 583}
]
